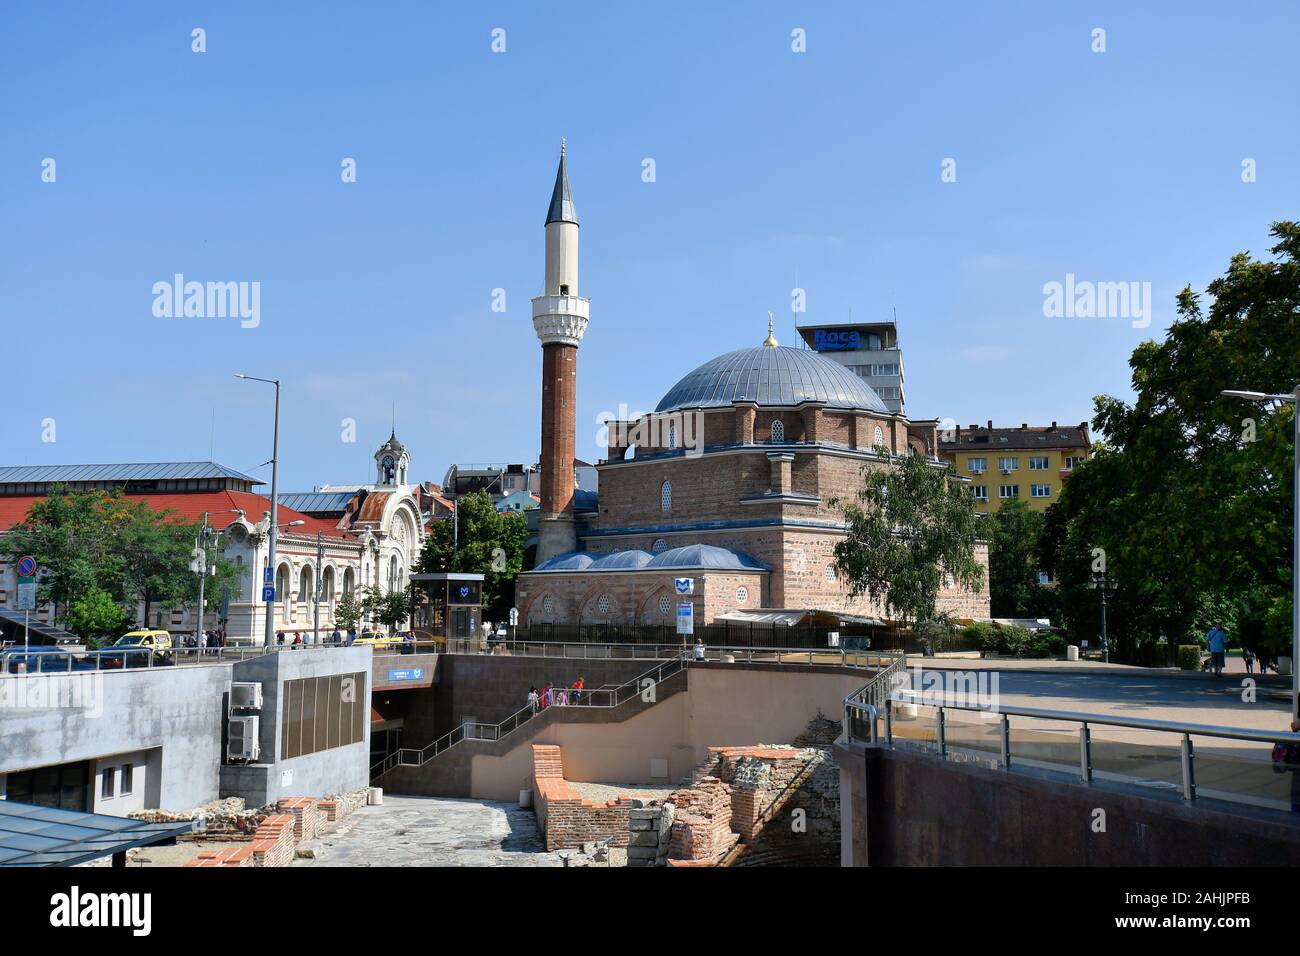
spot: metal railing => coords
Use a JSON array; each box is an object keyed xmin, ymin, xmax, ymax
[
  {"xmin": 0, "ymin": 643, "xmax": 273, "ymax": 675},
  {"xmin": 843, "ymin": 690, "xmax": 1300, "ymax": 813},
  {"xmin": 442, "ymin": 640, "xmax": 905, "ymax": 669},
  {"xmin": 370, "ymin": 652, "xmax": 693, "ymax": 777}
]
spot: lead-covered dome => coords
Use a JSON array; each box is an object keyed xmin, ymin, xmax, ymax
[{"xmin": 654, "ymin": 346, "xmax": 888, "ymax": 414}]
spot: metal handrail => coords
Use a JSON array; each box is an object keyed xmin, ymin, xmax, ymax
[
  {"xmin": 377, "ymin": 652, "xmax": 693, "ymax": 774},
  {"xmin": 843, "ymin": 692, "xmax": 1300, "ymax": 806}
]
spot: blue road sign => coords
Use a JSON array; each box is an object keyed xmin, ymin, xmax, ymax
[
  {"xmin": 262, "ymin": 586, "xmax": 276, "ymax": 602},
  {"xmin": 674, "ymin": 577, "xmax": 694, "ymax": 594},
  {"xmin": 676, "ymin": 602, "xmax": 694, "ymax": 635},
  {"xmin": 17, "ymin": 556, "xmax": 36, "ymax": 578},
  {"xmin": 263, "ymin": 567, "xmax": 274, "ymax": 585},
  {"xmin": 387, "ymin": 668, "xmax": 425, "ymax": 682}
]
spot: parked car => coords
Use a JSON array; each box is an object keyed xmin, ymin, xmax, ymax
[
  {"xmin": 1, "ymin": 646, "xmax": 97, "ymax": 673},
  {"xmin": 351, "ymin": 631, "xmax": 400, "ymax": 648},
  {"xmin": 92, "ymin": 629, "xmax": 174, "ymax": 668}
]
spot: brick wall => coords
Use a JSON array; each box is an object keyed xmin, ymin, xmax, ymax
[
  {"xmin": 183, "ymin": 790, "xmax": 367, "ymax": 868},
  {"xmin": 531, "ymin": 744, "xmax": 635, "ymax": 850}
]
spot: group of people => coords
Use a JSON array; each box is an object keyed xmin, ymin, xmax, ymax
[
  {"xmin": 527, "ymin": 677, "xmax": 586, "ymax": 713},
  {"xmin": 1204, "ymin": 623, "xmax": 1281, "ymax": 677},
  {"xmin": 184, "ymin": 629, "xmax": 226, "ymax": 650}
]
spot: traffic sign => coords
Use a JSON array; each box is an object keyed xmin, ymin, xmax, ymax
[
  {"xmin": 509, "ymin": 607, "xmax": 519, "ymax": 626},
  {"xmin": 674, "ymin": 577, "xmax": 694, "ymax": 595},
  {"xmin": 16, "ymin": 556, "xmax": 36, "ymax": 578},
  {"xmin": 15, "ymin": 581, "xmax": 36, "ymax": 611},
  {"xmin": 263, "ymin": 567, "xmax": 274, "ymax": 585},
  {"xmin": 676, "ymin": 602, "xmax": 694, "ymax": 635},
  {"xmin": 262, "ymin": 586, "xmax": 276, "ymax": 602}
]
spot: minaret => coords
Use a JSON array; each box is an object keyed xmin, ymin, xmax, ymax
[{"xmin": 532, "ymin": 141, "xmax": 590, "ymax": 561}]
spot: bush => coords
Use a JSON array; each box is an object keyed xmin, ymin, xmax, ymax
[
  {"xmin": 962, "ymin": 622, "xmax": 999, "ymax": 657},
  {"xmin": 1177, "ymin": 644, "xmax": 1202, "ymax": 670}
]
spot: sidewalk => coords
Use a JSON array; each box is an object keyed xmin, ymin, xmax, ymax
[{"xmin": 908, "ymin": 652, "xmax": 1289, "ymax": 683}]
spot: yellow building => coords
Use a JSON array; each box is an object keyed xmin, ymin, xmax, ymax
[{"xmin": 938, "ymin": 420, "xmax": 1092, "ymax": 514}]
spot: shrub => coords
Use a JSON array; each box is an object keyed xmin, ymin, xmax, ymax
[
  {"xmin": 1177, "ymin": 644, "xmax": 1202, "ymax": 670},
  {"xmin": 962, "ymin": 622, "xmax": 999, "ymax": 657}
]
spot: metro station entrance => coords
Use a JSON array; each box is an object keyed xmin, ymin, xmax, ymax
[{"xmin": 409, "ymin": 572, "xmax": 485, "ymax": 649}]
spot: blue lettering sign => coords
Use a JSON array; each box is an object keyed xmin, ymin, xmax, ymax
[{"xmin": 813, "ymin": 329, "xmax": 862, "ymax": 352}]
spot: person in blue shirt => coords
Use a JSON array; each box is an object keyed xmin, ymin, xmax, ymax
[{"xmin": 1206, "ymin": 624, "xmax": 1229, "ymax": 677}]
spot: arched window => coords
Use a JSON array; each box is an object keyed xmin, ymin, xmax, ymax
[
  {"xmin": 873, "ymin": 426, "xmax": 885, "ymax": 450},
  {"xmin": 298, "ymin": 566, "xmax": 313, "ymax": 602},
  {"xmin": 542, "ymin": 595, "xmax": 555, "ymax": 614},
  {"xmin": 387, "ymin": 555, "xmax": 400, "ymax": 593},
  {"xmin": 342, "ymin": 567, "xmax": 355, "ymax": 597},
  {"xmin": 825, "ymin": 565, "xmax": 837, "ymax": 582},
  {"xmin": 597, "ymin": 595, "xmax": 611, "ymax": 614},
  {"xmin": 668, "ymin": 423, "xmax": 677, "ymax": 449},
  {"xmin": 276, "ymin": 565, "xmax": 290, "ymax": 610},
  {"xmin": 652, "ymin": 538, "xmax": 668, "ymax": 554},
  {"xmin": 323, "ymin": 566, "xmax": 336, "ymax": 602},
  {"xmin": 771, "ymin": 419, "xmax": 785, "ymax": 443},
  {"xmin": 658, "ymin": 595, "xmax": 671, "ymax": 615},
  {"xmin": 660, "ymin": 481, "xmax": 672, "ymax": 512},
  {"xmin": 736, "ymin": 586, "xmax": 749, "ymax": 604}
]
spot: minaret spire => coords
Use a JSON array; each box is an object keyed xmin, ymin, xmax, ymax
[
  {"xmin": 763, "ymin": 310, "xmax": 779, "ymax": 348},
  {"xmin": 546, "ymin": 141, "xmax": 578, "ymax": 226}
]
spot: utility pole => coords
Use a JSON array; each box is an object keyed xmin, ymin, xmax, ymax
[
  {"xmin": 314, "ymin": 531, "xmax": 324, "ymax": 645},
  {"xmin": 236, "ymin": 374, "xmax": 282, "ymax": 648},
  {"xmin": 193, "ymin": 512, "xmax": 210, "ymax": 653},
  {"xmin": 1089, "ymin": 571, "xmax": 1110, "ymax": 664}
]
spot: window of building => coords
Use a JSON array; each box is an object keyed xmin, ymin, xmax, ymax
[
  {"xmin": 660, "ymin": 481, "xmax": 672, "ymax": 512},
  {"xmin": 652, "ymin": 538, "xmax": 668, "ymax": 554},
  {"xmin": 659, "ymin": 595, "xmax": 671, "ymax": 615},
  {"xmin": 971, "ymin": 485, "xmax": 988, "ymax": 501},
  {"xmin": 968, "ymin": 457, "xmax": 987, "ymax": 474},
  {"xmin": 771, "ymin": 419, "xmax": 784, "ymax": 442},
  {"xmin": 999, "ymin": 485, "xmax": 1019, "ymax": 499},
  {"xmin": 1029, "ymin": 456, "xmax": 1050, "ymax": 470},
  {"xmin": 120, "ymin": 763, "xmax": 133, "ymax": 796},
  {"xmin": 1031, "ymin": 484, "xmax": 1052, "ymax": 498},
  {"xmin": 1064, "ymin": 455, "xmax": 1087, "ymax": 470},
  {"xmin": 873, "ymin": 426, "xmax": 885, "ymax": 449},
  {"xmin": 298, "ymin": 566, "xmax": 312, "ymax": 602},
  {"xmin": 668, "ymin": 423, "xmax": 677, "ymax": 449},
  {"xmin": 597, "ymin": 595, "xmax": 610, "ymax": 614},
  {"xmin": 542, "ymin": 595, "xmax": 554, "ymax": 614},
  {"xmin": 998, "ymin": 457, "xmax": 1019, "ymax": 472},
  {"xmin": 281, "ymin": 672, "xmax": 367, "ymax": 760},
  {"xmin": 736, "ymin": 586, "xmax": 748, "ymax": 604},
  {"xmin": 825, "ymin": 565, "xmax": 837, "ymax": 582},
  {"xmin": 101, "ymin": 766, "xmax": 115, "ymax": 800}
]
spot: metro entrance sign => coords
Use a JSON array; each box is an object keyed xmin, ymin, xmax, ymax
[{"xmin": 676, "ymin": 602, "xmax": 694, "ymax": 635}]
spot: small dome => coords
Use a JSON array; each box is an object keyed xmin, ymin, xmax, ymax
[
  {"xmin": 588, "ymin": 550, "xmax": 653, "ymax": 571},
  {"xmin": 533, "ymin": 552, "xmax": 594, "ymax": 572},
  {"xmin": 645, "ymin": 544, "xmax": 768, "ymax": 571},
  {"xmin": 655, "ymin": 346, "xmax": 888, "ymax": 414}
]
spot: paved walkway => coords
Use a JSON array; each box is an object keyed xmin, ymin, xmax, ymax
[{"xmin": 295, "ymin": 795, "xmax": 566, "ymax": 867}]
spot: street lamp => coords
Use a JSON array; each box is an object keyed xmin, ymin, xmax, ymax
[
  {"xmin": 1222, "ymin": 384, "xmax": 1300, "ymax": 717},
  {"xmin": 236, "ymin": 374, "xmax": 282, "ymax": 649}
]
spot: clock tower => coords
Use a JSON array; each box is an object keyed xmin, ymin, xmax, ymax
[{"xmin": 374, "ymin": 431, "xmax": 410, "ymax": 487}]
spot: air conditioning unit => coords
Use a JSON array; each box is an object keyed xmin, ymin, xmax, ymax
[
  {"xmin": 231, "ymin": 681, "xmax": 263, "ymax": 710},
  {"xmin": 227, "ymin": 715, "xmax": 260, "ymax": 762},
  {"xmin": 1000, "ymin": 468, "xmax": 1013, "ymax": 475}
]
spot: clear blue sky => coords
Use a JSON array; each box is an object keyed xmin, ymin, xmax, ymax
[{"xmin": 2, "ymin": 1, "xmax": 1297, "ymax": 491}]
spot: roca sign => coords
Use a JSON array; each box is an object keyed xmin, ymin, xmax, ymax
[{"xmin": 812, "ymin": 329, "xmax": 861, "ymax": 351}]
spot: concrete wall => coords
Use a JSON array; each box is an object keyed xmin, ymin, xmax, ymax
[
  {"xmin": 0, "ymin": 666, "xmax": 230, "ymax": 810},
  {"xmin": 835, "ymin": 741, "xmax": 1300, "ymax": 866},
  {"xmin": 382, "ymin": 660, "xmax": 871, "ymax": 802}
]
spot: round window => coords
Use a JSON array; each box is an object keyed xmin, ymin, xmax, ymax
[
  {"xmin": 652, "ymin": 538, "xmax": 668, "ymax": 554},
  {"xmin": 736, "ymin": 586, "xmax": 748, "ymax": 603}
]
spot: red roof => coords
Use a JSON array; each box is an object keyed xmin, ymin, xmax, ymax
[{"xmin": 0, "ymin": 490, "xmax": 352, "ymax": 538}]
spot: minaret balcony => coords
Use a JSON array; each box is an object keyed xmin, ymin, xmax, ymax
[{"xmin": 531, "ymin": 293, "xmax": 590, "ymax": 346}]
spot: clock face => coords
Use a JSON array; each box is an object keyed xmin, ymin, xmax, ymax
[{"xmin": 383, "ymin": 456, "xmax": 394, "ymax": 468}]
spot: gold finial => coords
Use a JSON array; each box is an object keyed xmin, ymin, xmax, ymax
[
  {"xmin": 762, "ymin": 310, "xmax": 779, "ymax": 348},
  {"xmin": 561, "ymin": 137, "xmax": 566, "ymax": 157}
]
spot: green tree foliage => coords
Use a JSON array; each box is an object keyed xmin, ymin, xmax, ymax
[
  {"xmin": 334, "ymin": 592, "xmax": 365, "ymax": 633},
  {"xmin": 415, "ymin": 491, "xmax": 527, "ymax": 618},
  {"xmin": 988, "ymin": 499, "xmax": 1051, "ymax": 618},
  {"xmin": 363, "ymin": 584, "xmax": 412, "ymax": 632},
  {"xmin": 1041, "ymin": 222, "xmax": 1300, "ymax": 655},
  {"xmin": 831, "ymin": 453, "xmax": 985, "ymax": 629},
  {"xmin": 63, "ymin": 586, "xmax": 129, "ymax": 640}
]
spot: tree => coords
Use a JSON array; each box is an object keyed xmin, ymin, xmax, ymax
[
  {"xmin": 115, "ymin": 500, "xmax": 200, "ymax": 626},
  {"xmin": 334, "ymin": 592, "xmax": 365, "ymax": 633},
  {"xmin": 988, "ymin": 499, "xmax": 1047, "ymax": 618},
  {"xmin": 415, "ymin": 491, "xmax": 527, "ymax": 618},
  {"xmin": 831, "ymin": 452, "xmax": 985, "ymax": 630},
  {"xmin": 1042, "ymin": 222, "xmax": 1300, "ymax": 656},
  {"xmin": 63, "ymin": 587, "xmax": 129, "ymax": 641},
  {"xmin": 362, "ymin": 584, "xmax": 412, "ymax": 632}
]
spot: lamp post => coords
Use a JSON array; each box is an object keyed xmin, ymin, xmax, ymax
[
  {"xmin": 1222, "ymin": 385, "xmax": 1300, "ymax": 717},
  {"xmin": 236, "ymin": 374, "xmax": 282, "ymax": 648}
]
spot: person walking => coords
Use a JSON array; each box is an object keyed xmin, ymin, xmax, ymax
[
  {"xmin": 571, "ymin": 676, "xmax": 585, "ymax": 706},
  {"xmin": 694, "ymin": 637, "xmax": 706, "ymax": 662},
  {"xmin": 1244, "ymin": 646, "xmax": 1257, "ymax": 675},
  {"xmin": 527, "ymin": 686, "xmax": 539, "ymax": 715},
  {"xmin": 1205, "ymin": 623, "xmax": 1229, "ymax": 677},
  {"xmin": 276, "ymin": 631, "xmax": 285, "ymax": 648}
]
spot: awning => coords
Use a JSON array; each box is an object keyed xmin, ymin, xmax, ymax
[
  {"xmin": 715, "ymin": 608, "xmax": 884, "ymax": 627},
  {"xmin": 0, "ymin": 800, "xmax": 195, "ymax": 867}
]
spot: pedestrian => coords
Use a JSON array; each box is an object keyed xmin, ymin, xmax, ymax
[
  {"xmin": 1205, "ymin": 622, "xmax": 1228, "ymax": 677},
  {"xmin": 527, "ymin": 686, "xmax": 539, "ymax": 714},
  {"xmin": 1244, "ymin": 646, "xmax": 1257, "ymax": 675},
  {"xmin": 332, "ymin": 627, "xmax": 342, "ymax": 646},
  {"xmin": 276, "ymin": 631, "xmax": 285, "ymax": 647},
  {"xmin": 292, "ymin": 633, "xmax": 302, "ymax": 648},
  {"xmin": 695, "ymin": 637, "xmax": 706, "ymax": 661},
  {"xmin": 540, "ymin": 683, "xmax": 551, "ymax": 709},
  {"xmin": 571, "ymin": 675, "xmax": 585, "ymax": 705}
]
